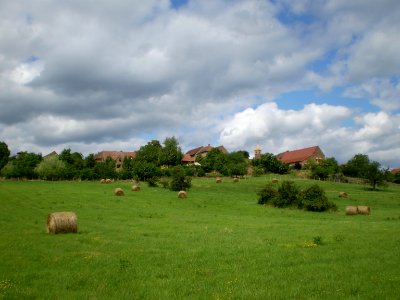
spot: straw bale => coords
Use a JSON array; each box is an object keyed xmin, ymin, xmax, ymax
[
  {"xmin": 100, "ymin": 179, "xmax": 106, "ymax": 184},
  {"xmin": 178, "ymin": 191, "xmax": 187, "ymax": 198},
  {"xmin": 106, "ymin": 179, "xmax": 112, "ymax": 184},
  {"xmin": 272, "ymin": 178, "xmax": 278, "ymax": 184},
  {"xmin": 233, "ymin": 177, "xmax": 239, "ymax": 183},
  {"xmin": 357, "ymin": 206, "xmax": 371, "ymax": 215},
  {"xmin": 216, "ymin": 177, "xmax": 222, "ymax": 183},
  {"xmin": 114, "ymin": 188, "xmax": 124, "ymax": 196},
  {"xmin": 47, "ymin": 212, "xmax": 77, "ymax": 234},
  {"xmin": 131, "ymin": 185, "xmax": 140, "ymax": 192},
  {"xmin": 345, "ymin": 206, "xmax": 358, "ymax": 215},
  {"xmin": 339, "ymin": 192, "xmax": 348, "ymax": 198}
]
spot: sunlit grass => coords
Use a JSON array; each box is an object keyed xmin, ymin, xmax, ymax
[{"xmin": 0, "ymin": 177, "xmax": 399, "ymax": 299}]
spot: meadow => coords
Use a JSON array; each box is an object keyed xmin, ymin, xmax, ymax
[{"xmin": 0, "ymin": 176, "xmax": 399, "ymax": 299}]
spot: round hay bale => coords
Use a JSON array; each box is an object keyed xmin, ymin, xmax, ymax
[
  {"xmin": 357, "ymin": 205, "xmax": 371, "ymax": 215},
  {"xmin": 233, "ymin": 177, "xmax": 239, "ymax": 183},
  {"xmin": 131, "ymin": 185, "xmax": 140, "ymax": 192},
  {"xmin": 272, "ymin": 178, "xmax": 278, "ymax": 184},
  {"xmin": 178, "ymin": 190, "xmax": 187, "ymax": 198},
  {"xmin": 105, "ymin": 179, "xmax": 112, "ymax": 184},
  {"xmin": 114, "ymin": 188, "xmax": 124, "ymax": 196},
  {"xmin": 216, "ymin": 177, "xmax": 222, "ymax": 183},
  {"xmin": 345, "ymin": 206, "xmax": 358, "ymax": 215},
  {"xmin": 47, "ymin": 212, "xmax": 77, "ymax": 234},
  {"xmin": 100, "ymin": 179, "xmax": 106, "ymax": 184},
  {"xmin": 339, "ymin": 192, "xmax": 348, "ymax": 198}
]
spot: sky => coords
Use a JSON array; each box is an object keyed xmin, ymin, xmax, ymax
[{"xmin": 0, "ymin": 0, "xmax": 399, "ymax": 167}]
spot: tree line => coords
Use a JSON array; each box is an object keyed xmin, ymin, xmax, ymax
[{"xmin": 0, "ymin": 139, "xmax": 398, "ymax": 190}]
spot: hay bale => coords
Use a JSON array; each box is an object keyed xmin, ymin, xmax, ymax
[
  {"xmin": 357, "ymin": 206, "xmax": 371, "ymax": 215},
  {"xmin": 131, "ymin": 185, "xmax": 140, "ymax": 192},
  {"xmin": 233, "ymin": 177, "xmax": 239, "ymax": 183},
  {"xmin": 339, "ymin": 192, "xmax": 348, "ymax": 198},
  {"xmin": 345, "ymin": 206, "xmax": 358, "ymax": 215},
  {"xmin": 114, "ymin": 188, "xmax": 124, "ymax": 196},
  {"xmin": 272, "ymin": 178, "xmax": 278, "ymax": 184},
  {"xmin": 216, "ymin": 177, "xmax": 222, "ymax": 183},
  {"xmin": 178, "ymin": 190, "xmax": 187, "ymax": 198},
  {"xmin": 100, "ymin": 179, "xmax": 106, "ymax": 184},
  {"xmin": 105, "ymin": 179, "xmax": 112, "ymax": 184},
  {"xmin": 47, "ymin": 212, "xmax": 77, "ymax": 234}
]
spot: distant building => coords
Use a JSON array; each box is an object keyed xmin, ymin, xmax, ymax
[
  {"xmin": 254, "ymin": 145, "xmax": 261, "ymax": 160},
  {"xmin": 276, "ymin": 146, "xmax": 325, "ymax": 167},
  {"xmin": 94, "ymin": 151, "xmax": 136, "ymax": 171},
  {"xmin": 183, "ymin": 144, "xmax": 229, "ymax": 163},
  {"xmin": 43, "ymin": 151, "xmax": 58, "ymax": 158}
]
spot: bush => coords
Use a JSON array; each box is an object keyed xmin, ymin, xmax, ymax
[
  {"xmin": 274, "ymin": 181, "xmax": 301, "ymax": 208},
  {"xmin": 301, "ymin": 184, "xmax": 337, "ymax": 212},
  {"xmin": 257, "ymin": 181, "xmax": 336, "ymax": 212},
  {"xmin": 257, "ymin": 184, "xmax": 278, "ymax": 205},
  {"xmin": 169, "ymin": 166, "xmax": 192, "ymax": 191}
]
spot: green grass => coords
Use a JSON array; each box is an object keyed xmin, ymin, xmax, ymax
[{"xmin": 0, "ymin": 176, "xmax": 399, "ymax": 299}]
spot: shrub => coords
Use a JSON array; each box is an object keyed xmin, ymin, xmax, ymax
[
  {"xmin": 160, "ymin": 178, "xmax": 170, "ymax": 189},
  {"xmin": 257, "ymin": 184, "xmax": 278, "ymax": 205},
  {"xmin": 301, "ymin": 184, "xmax": 337, "ymax": 212},
  {"xmin": 169, "ymin": 166, "xmax": 192, "ymax": 191},
  {"xmin": 274, "ymin": 181, "xmax": 301, "ymax": 208}
]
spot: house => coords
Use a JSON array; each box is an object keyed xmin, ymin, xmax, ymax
[
  {"xmin": 391, "ymin": 168, "xmax": 400, "ymax": 175},
  {"xmin": 43, "ymin": 151, "xmax": 58, "ymax": 158},
  {"xmin": 94, "ymin": 151, "xmax": 136, "ymax": 171},
  {"xmin": 183, "ymin": 144, "xmax": 229, "ymax": 163},
  {"xmin": 276, "ymin": 146, "xmax": 325, "ymax": 167}
]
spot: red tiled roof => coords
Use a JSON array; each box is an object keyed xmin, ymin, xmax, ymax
[
  {"xmin": 391, "ymin": 168, "xmax": 400, "ymax": 175},
  {"xmin": 277, "ymin": 146, "xmax": 321, "ymax": 164},
  {"xmin": 186, "ymin": 146, "xmax": 204, "ymax": 157},
  {"xmin": 181, "ymin": 154, "xmax": 195, "ymax": 163}
]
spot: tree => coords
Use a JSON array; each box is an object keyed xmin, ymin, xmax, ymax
[
  {"xmin": 94, "ymin": 157, "xmax": 116, "ymax": 179},
  {"xmin": 363, "ymin": 161, "xmax": 389, "ymax": 190},
  {"xmin": 1, "ymin": 152, "xmax": 42, "ymax": 179},
  {"xmin": 253, "ymin": 153, "xmax": 289, "ymax": 174},
  {"xmin": 35, "ymin": 155, "xmax": 66, "ymax": 180},
  {"xmin": 169, "ymin": 165, "xmax": 192, "ymax": 191},
  {"xmin": 342, "ymin": 154, "xmax": 370, "ymax": 177},
  {"xmin": 199, "ymin": 148, "xmax": 227, "ymax": 173},
  {"xmin": 159, "ymin": 136, "xmax": 183, "ymax": 167},
  {"xmin": 225, "ymin": 151, "xmax": 248, "ymax": 177},
  {"xmin": 135, "ymin": 140, "xmax": 162, "ymax": 165},
  {"xmin": 309, "ymin": 157, "xmax": 339, "ymax": 180},
  {"xmin": 0, "ymin": 141, "xmax": 10, "ymax": 171},
  {"xmin": 59, "ymin": 148, "xmax": 85, "ymax": 179}
]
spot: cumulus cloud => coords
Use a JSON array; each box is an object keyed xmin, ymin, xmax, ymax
[
  {"xmin": 219, "ymin": 103, "xmax": 400, "ymax": 166},
  {"xmin": 0, "ymin": 0, "xmax": 399, "ymax": 167}
]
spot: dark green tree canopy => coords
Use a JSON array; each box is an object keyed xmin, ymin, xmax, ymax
[
  {"xmin": 0, "ymin": 141, "xmax": 10, "ymax": 170},
  {"xmin": 159, "ymin": 136, "xmax": 183, "ymax": 167}
]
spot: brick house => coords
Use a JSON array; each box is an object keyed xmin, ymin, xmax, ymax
[
  {"xmin": 182, "ymin": 144, "xmax": 228, "ymax": 164},
  {"xmin": 94, "ymin": 151, "xmax": 136, "ymax": 171},
  {"xmin": 276, "ymin": 146, "xmax": 325, "ymax": 167}
]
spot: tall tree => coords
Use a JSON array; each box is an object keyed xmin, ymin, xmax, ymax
[
  {"xmin": 363, "ymin": 161, "xmax": 389, "ymax": 190},
  {"xmin": 159, "ymin": 136, "xmax": 183, "ymax": 167},
  {"xmin": 342, "ymin": 154, "xmax": 370, "ymax": 177},
  {"xmin": 35, "ymin": 155, "xmax": 66, "ymax": 180},
  {"xmin": 134, "ymin": 140, "xmax": 162, "ymax": 165},
  {"xmin": 0, "ymin": 141, "xmax": 10, "ymax": 170}
]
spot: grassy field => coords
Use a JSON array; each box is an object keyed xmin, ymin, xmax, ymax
[{"xmin": 0, "ymin": 176, "xmax": 399, "ymax": 299}]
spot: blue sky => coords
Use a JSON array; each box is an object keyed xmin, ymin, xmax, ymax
[{"xmin": 0, "ymin": 0, "xmax": 399, "ymax": 167}]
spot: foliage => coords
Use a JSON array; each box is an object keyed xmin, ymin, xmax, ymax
[
  {"xmin": 363, "ymin": 161, "xmax": 389, "ymax": 190},
  {"xmin": 301, "ymin": 184, "xmax": 337, "ymax": 212},
  {"xmin": 198, "ymin": 148, "xmax": 227, "ymax": 173},
  {"xmin": 252, "ymin": 153, "xmax": 289, "ymax": 174},
  {"xmin": 257, "ymin": 183, "xmax": 278, "ymax": 205},
  {"xmin": 309, "ymin": 157, "xmax": 339, "ymax": 180},
  {"xmin": 257, "ymin": 180, "xmax": 336, "ymax": 212},
  {"xmin": 131, "ymin": 161, "xmax": 161, "ymax": 184},
  {"xmin": 342, "ymin": 154, "xmax": 370, "ymax": 177},
  {"xmin": 159, "ymin": 136, "xmax": 183, "ymax": 167},
  {"xmin": 1, "ymin": 152, "xmax": 42, "ymax": 179},
  {"xmin": 169, "ymin": 165, "xmax": 192, "ymax": 191},
  {"xmin": 134, "ymin": 140, "xmax": 162, "ymax": 165},
  {"xmin": 225, "ymin": 151, "xmax": 248, "ymax": 177},
  {"xmin": 59, "ymin": 148, "xmax": 85, "ymax": 179},
  {"xmin": 94, "ymin": 157, "xmax": 117, "ymax": 179},
  {"xmin": 274, "ymin": 181, "xmax": 301, "ymax": 208},
  {"xmin": 0, "ymin": 141, "xmax": 10, "ymax": 171},
  {"xmin": 34, "ymin": 155, "xmax": 66, "ymax": 180}
]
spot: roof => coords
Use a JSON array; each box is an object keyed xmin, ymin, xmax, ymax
[
  {"xmin": 391, "ymin": 168, "xmax": 400, "ymax": 175},
  {"xmin": 186, "ymin": 146, "xmax": 204, "ymax": 156},
  {"xmin": 277, "ymin": 146, "xmax": 322, "ymax": 164},
  {"xmin": 186, "ymin": 144, "xmax": 229, "ymax": 157},
  {"xmin": 94, "ymin": 151, "xmax": 136, "ymax": 161},
  {"xmin": 181, "ymin": 153, "xmax": 195, "ymax": 163}
]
